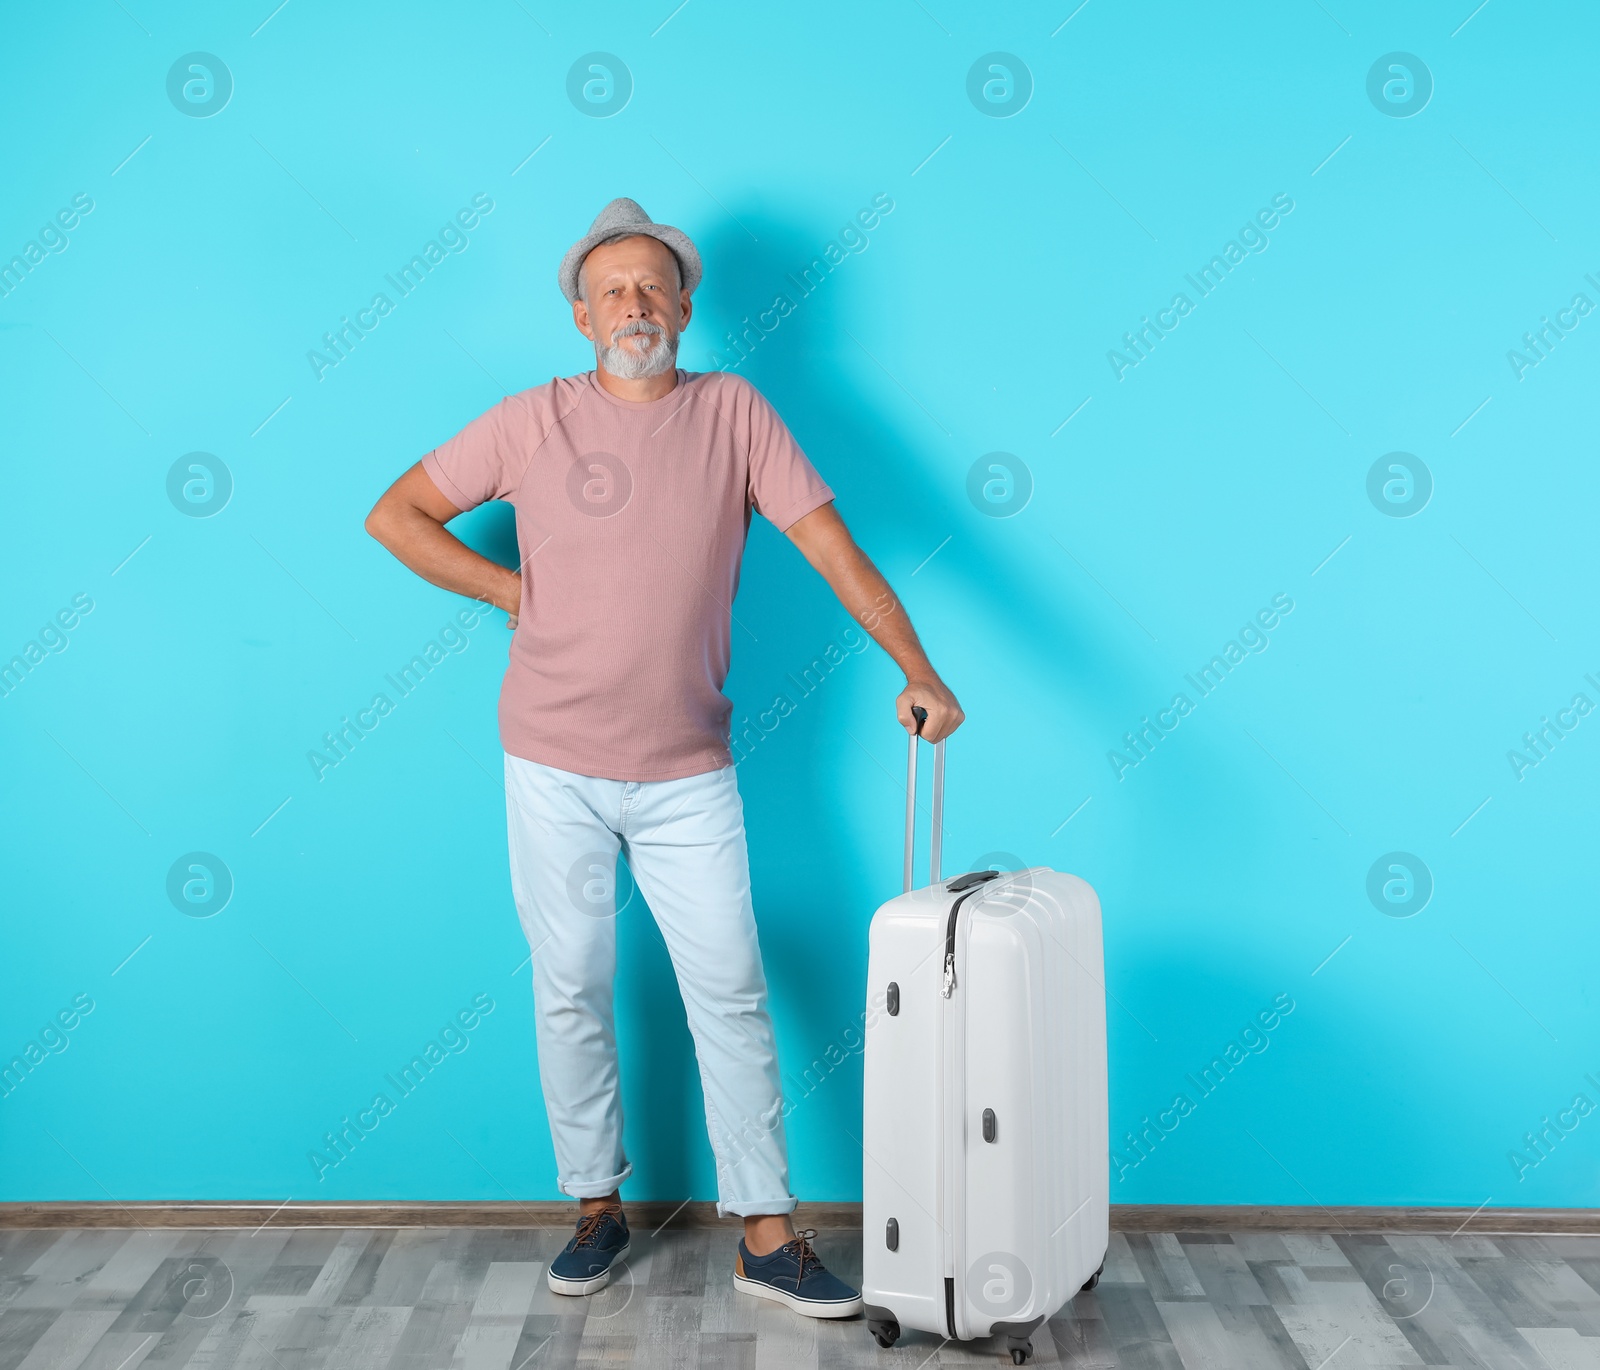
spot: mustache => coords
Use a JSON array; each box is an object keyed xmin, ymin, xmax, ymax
[{"xmin": 611, "ymin": 320, "xmax": 665, "ymax": 343}]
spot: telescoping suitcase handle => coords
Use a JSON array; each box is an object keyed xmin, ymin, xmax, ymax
[{"xmin": 904, "ymin": 705, "xmax": 944, "ymax": 893}]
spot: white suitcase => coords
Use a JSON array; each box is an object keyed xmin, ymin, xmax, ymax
[{"xmin": 861, "ymin": 713, "xmax": 1108, "ymax": 1364}]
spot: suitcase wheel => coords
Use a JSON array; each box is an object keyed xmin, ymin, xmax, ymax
[
  {"xmin": 868, "ymin": 1317, "xmax": 899, "ymax": 1349},
  {"xmin": 1081, "ymin": 1258, "xmax": 1105, "ymax": 1292},
  {"xmin": 1006, "ymin": 1337, "xmax": 1032, "ymax": 1364}
]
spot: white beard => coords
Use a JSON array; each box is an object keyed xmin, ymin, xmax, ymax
[{"xmin": 597, "ymin": 320, "xmax": 678, "ymax": 379}]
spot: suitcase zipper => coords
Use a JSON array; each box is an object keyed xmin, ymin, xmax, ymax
[
  {"xmin": 941, "ymin": 872, "xmax": 1001, "ymax": 998},
  {"xmin": 939, "ymin": 870, "xmax": 1003, "ymax": 1341}
]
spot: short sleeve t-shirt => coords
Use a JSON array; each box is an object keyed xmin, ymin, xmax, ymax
[{"xmin": 421, "ymin": 368, "xmax": 835, "ymax": 781}]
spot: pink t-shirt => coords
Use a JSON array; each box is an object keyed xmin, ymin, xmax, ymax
[{"xmin": 421, "ymin": 368, "xmax": 835, "ymax": 781}]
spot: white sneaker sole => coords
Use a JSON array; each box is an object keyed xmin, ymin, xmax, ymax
[
  {"xmin": 733, "ymin": 1272, "xmax": 863, "ymax": 1319},
  {"xmin": 547, "ymin": 1244, "xmax": 629, "ymax": 1296}
]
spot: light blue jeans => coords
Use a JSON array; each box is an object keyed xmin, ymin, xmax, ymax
[{"xmin": 503, "ymin": 752, "xmax": 796, "ymax": 1217}]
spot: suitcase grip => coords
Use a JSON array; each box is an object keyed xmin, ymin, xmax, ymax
[{"xmin": 904, "ymin": 706, "xmax": 945, "ymax": 893}]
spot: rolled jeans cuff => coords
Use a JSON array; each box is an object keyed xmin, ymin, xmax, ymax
[
  {"xmin": 717, "ymin": 1196, "xmax": 798, "ymax": 1218},
  {"xmin": 560, "ymin": 1161, "xmax": 633, "ymax": 1200}
]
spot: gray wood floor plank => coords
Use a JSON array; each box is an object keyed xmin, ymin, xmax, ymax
[
  {"xmin": 12, "ymin": 1227, "xmax": 1600, "ymax": 1369},
  {"xmin": 73, "ymin": 1233, "xmax": 186, "ymax": 1314},
  {"xmin": 0, "ymin": 1236, "xmax": 60, "ymax": 1313},
  {"xmin": 320, "ymin": 1306, "xmax": 412, "ymax": 1370},
  {"xmin": 1101, "ymin": 1234, "xmax": 1144, "ymax": 1287},
  {"xmin": 212, "ymin": 1307, "xmax": 307, "ymax": 1370},
  {"xmin": 751, "ymin": 1289, "xmax": 815, "ymax": 1370},
  {"xmin": 1094, "ymin": 1280, "xmax": 1186, "ymax": 1369},
  {"xmin": 1233, "ymin": 1235, "xmax": 1294, "ymax": 1263},
  {"xmin": 1245, "ymin": 1304, "xmax": 1313, "ymax": 1370},
  {"xmin": 1393, "ymin": 1242, "xmax": 1545, "ymax": 1370},
  {"xmin": 1159, "ymin": 1299, "xmax": 1282, "ymax": 1370},
  {"xmin": 450, "ymin": 1262, "xmax": 540, "ymax": 1370},
  {"xmin": 366, "ymin": 1230, "xmax": 459, "ymax": 1308},
  {"xmin": 385, "ymin": 1302, "xmax": 473, "ymax": 1370},
  {"xmin": 204, "ymin": 1233, "xmax": 293, "ymax": 1314},
  {"xmin": 0, "ymin": 1309, "xmax": 62, "ymax": 1370},
  {"xmin": 10, "ymin": 1232, "xmax": 131, "ymax": 1311},
  {"xmin": 127, "ymin": 1312, "xmax": 221, "ymax": 1369},
  {"xmin": 644, "ymin": 1234, "xmax": 706, "ymax": 1300},
  {"xmin": 1534, "ymin": 1239, "xmax": 1600, "ymax": 1261},
  {"xmin": 302, "ymin": 1232, "xmax": 373, "ymax": 1308},
  {"xmin": 640, "ymin": 1294, "xmax": 703, "ymax": 1370},
  {"xmin": 508, "ymin": 1314, "xmax": 584, "ymax": 1370},
  {"xmin": 573, "ymin": 1332, "xmax": 636, "ymax": 1367},
  {"xmin": 1178, "ymin": 1239, "xmax": 1270, "ymax": 1308},
  {"xmin": 75, "ymin": 1328, "xmax": 163, "ymax": 1370},
  {"xmin": 696, "ymin": 1331, "xmax": 757, "ymax": 1370},
  {"xmin": 417, "ymin": 1233, "xmax": 490, "ymax": 1309},
  {"xmin": 14, "ymin": 1309, "xmax": 119, "ymax": 1370},
  {"xmin": 1046, "ymin": 1294, "xmax": 1121, "ymax": 1363},
  {"xmin": 813, "ymin": 1318, "xmax": 873, "ymax": 1370},
  {"xmin": 1459, "ymin": 1256, "xmax": 1600, "ymax": 1337},
  {"xmin": 276, "ymin": 1306, "xmax": 359, "ymax": 1370},
  {"xmin": 1280, "ymin": 1234, "xmax": 1353, "ymax": 1269},
  {"xmin": 698, "ymin": 1234, "xmax": 756, "ymax": 1338},
  {"xmin": 1517, "ymin": 1326, "xmax": 1600, "ymax": 1369},
  {"xmin": 178, "ymin": 1308, "xmax": 258, "ymax": 1370},
  {"xmin": 1271, "ymin": 1263, "xmax": 1424, "ymax": 1366},
  {"xmin": 332, "ymin": 1231, "xmax": 397, "ymax": 1307}
]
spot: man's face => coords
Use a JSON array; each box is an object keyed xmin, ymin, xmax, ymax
[{"xmin": 573, "ymin": 235, "xmax": 691, "ymax": 381}]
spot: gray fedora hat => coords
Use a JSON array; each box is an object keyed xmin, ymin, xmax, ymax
[{"xmin": 557, "ymin": 197, "xmax": 702, "ymax": 304}]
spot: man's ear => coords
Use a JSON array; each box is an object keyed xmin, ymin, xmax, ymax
[
  {"xmin": 573, "ymin": 298, "xmax": 594, "ymax": 342},
  {"xmin": 678, "ymin": 292, "xmax": 693, "ymax": 332}
]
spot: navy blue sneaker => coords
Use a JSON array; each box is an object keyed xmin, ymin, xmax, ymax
[
  {"xmin": 547, "ymin": 1204, "xmax": 630, "ymax": 1295},
  {"xmin": 734, "ymin": 1229, "xmax": 862, "ymax": 1318}
]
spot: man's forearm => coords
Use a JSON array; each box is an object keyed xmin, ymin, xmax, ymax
[
  {"xmin": 847, "ymin": 571, "xmax": 936, "ymax": 682},
  {"xmin": 366, "ymin": 504, "xmax": 520, "ymax": 615},
  {"xmin": 786, "ymin": 506, "xmax": 939, "ymax": 681},
  {"xmin": 785, "ymin": 502, "xmax": 963, "ymax": 738}
]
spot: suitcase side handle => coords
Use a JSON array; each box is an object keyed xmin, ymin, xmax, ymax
[{"xmin": 904, "ymin": 705, "xmax": 945, "ymax": 893}]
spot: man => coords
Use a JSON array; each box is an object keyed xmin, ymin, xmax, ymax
[{"xmin": 365, "ymin": 197, "xmax": 962, "ymax": 1318}]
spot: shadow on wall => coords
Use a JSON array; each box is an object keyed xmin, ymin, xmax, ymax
[{"xmin": 442, "ymin": 200, "xmax": 1287, "ymax": 1201}]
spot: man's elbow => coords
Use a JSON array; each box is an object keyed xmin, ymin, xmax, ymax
[{"xmin": 364, "ymin": 499, "xmax": 394, "ymax": 544}]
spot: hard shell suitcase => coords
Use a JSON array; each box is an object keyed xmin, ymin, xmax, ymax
[{"xmin": 861, "ymin": 713, "xmax": 1108, "ymax": 1364}]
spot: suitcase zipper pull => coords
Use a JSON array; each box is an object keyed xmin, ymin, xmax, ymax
[{"xmin": 940, "ymin": 873, "xmax": 996, "ymax": 1000}]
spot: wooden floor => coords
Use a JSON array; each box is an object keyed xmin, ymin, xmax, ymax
[{"xmin": 4, "ymin": 1224, "xmax": 1600, "ymax": 1368}]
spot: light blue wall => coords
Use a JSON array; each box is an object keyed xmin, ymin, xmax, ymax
[{"xmin": 4, "ymin": 1, "xmax": 1597, "ymax": 1212}]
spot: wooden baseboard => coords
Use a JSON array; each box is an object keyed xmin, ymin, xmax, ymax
[
  {"xmin": 4, "ymin": 1201, "xmax": 1598, "ymax": 1234},
  {"xmin": 1110, "ymin": 1205, "xmax": 1600, "ymax": 1234}
]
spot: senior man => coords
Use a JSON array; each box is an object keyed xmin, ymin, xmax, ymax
[{"xmin": 365, "ymin": 197, "xmax": 962, "ymax": 1318}]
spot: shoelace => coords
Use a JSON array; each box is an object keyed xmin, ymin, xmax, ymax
[
  {"xmin": 779, "ymin": 1229, "xmax": 824, "ymax": 1290},
  {"xmin": 572, "ymin": 1206, "xmax": 622, "ymax": 1249}
]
